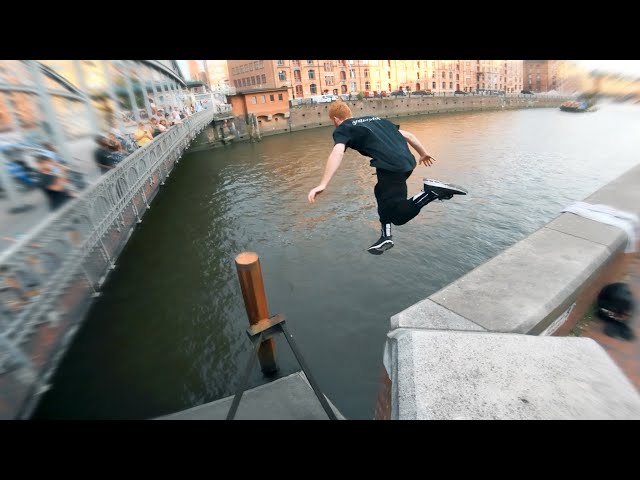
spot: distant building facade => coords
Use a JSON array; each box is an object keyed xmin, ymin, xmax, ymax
[
  {"xmin": 523, "ymin": 60, "xmax": 560, "ymax": 92},
  {"xmin": 228, "ymin": 60, "xmax": 526, "ymax": 98},
  {"xmin": 228, "ymin": 86, "xmax": 289, "ymax": 132},
  {"xmin": 205, "ymin": 60, "xmax": 229, "ymax": 90}
]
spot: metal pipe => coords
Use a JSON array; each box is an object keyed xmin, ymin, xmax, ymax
[
  {"xmin": 122, "ymin": 61, "xmax": 141, "ymax": 123},
  {"xmin": 102, "ymin": 60, "xmax": 125, "ymax": 132},
  {"xmin": 234, "ymin": 252, "xmax": 278, "ymax": 374},
  {"xmin": 72, "ymin": 60, "xmax": 99, "ymax": 136},
  {"xmin": 26, "ymin": 61, "xmax": 76, "ymax": 173}
]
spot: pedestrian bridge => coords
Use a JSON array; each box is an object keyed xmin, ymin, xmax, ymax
[{"xmin": 0, "ymin": 109, "xmax": 219, "ymax": 419}]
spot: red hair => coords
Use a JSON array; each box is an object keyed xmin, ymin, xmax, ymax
[{"xmin": 328, "ymin": 101, "xmax": 352, "ymax": 120}]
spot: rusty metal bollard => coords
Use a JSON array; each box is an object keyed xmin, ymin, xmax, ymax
[{"xmin": 234, "ymin": 252, "xmax": 278, "ymax": 374}]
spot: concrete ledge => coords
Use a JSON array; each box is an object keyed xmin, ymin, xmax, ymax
[
  {"xmin": 390, "ymin": 329, "xmax": 640, "ymax": 420},
  {"xmin": 546, "ymin": 213, "xmax": 628, "ymax": 252},
  {"xmin": 288, "ymin": 97, "xmax": 568, "ymax": 133},
  {"xmin": 158, "ymin": 371, "xmax": 344, "ymax": 420},
  {"xmin": 391, "ymin": 163, "xmax": 640, "ymax": 336},
  {"xmin": 430, "ymin": 227, "xmax": 613, "ymax": 333},
  {"xmin": 390, "ymin": 298, "xmax": 486, "ymax": 332},
  {"xmin": 383, "ymin": 165, "xmax": 640, "ymax": 420}
]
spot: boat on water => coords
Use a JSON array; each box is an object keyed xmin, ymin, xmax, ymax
[{"xmin": 560, "ymin": 100, "xmax": 596, "ymax": 113}]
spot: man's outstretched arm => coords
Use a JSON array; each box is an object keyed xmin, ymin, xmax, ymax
[
  {"xmin": 308, "ymin": 143, "xmax": 346, "ymax": 203},
  {"xmin": 399, "ymin": 129, "xmax": 436, "ymax": 167}
]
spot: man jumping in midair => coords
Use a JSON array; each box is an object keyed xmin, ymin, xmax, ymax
[{"xmin": 308, "ymin": 101, "xmax": 467, "ymax": 255}]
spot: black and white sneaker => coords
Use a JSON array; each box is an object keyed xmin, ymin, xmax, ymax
[
  {"xmin": 367, "ymin": 236, "xmax": 394, "ymax": 255},
  {"xmin": 423, "ymin": 178, "xmax": 468, "ymax": 200}
]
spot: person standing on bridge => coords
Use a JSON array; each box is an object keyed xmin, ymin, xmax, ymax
[
  {"xmin": 307, "ymin": 101, "xmax": 467, "ymax": 255},
  {"xmin": 35, "ymin": 154, "xmax": 75, "ymax": 210}
]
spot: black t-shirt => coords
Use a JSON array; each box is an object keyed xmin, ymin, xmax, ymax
[{"xmin": 332, "ymin": 116, "xmax": 416, "ymax": 173}]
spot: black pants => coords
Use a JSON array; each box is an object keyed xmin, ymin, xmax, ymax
[
  {"xmin": 374, "ymin": 168, "xmax": 421, "ymax": 226},
  {"xmin": 44, "ymin": 189, "xmax": 72, "ymax": 211}
]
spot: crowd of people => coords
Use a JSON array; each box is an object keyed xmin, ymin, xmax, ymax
[
  {"xmin": 2, "ymin": 104, "xmax": 202, "ymax": 214},
  {"xmin": 94, "ymin": 105, "xmax": 197, "ymax": 174}
]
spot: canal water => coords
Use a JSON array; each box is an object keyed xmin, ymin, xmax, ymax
[{"xmin": 33, "ymin": 103, "xmax": 640, "ymax": 419}]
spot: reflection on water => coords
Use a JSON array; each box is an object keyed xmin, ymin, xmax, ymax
[{"xmin": 33, "ymin": 104, "xmax": 640, "ymax": 419}]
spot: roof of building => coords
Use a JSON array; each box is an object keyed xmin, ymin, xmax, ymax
[{"xmin": 186, "ymin": 80, "xmax": 207, "ymax": 89}]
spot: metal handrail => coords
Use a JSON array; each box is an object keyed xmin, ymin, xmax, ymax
[{"xmin": 0, "ymin": 109, "xmax": 217, "ymax": 374}]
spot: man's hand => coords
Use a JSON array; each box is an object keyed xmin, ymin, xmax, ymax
[
  {"xmin": 308, "ymin": 185, "xmax": 326, "ymax": 203},
  {"xmin": 418, "ymin": 154, "xmax": 436, "ymax": 167}
]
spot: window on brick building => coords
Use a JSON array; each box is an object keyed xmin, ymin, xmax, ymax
[
  {"xmin": 278, "ymin": 93, "xmax": 283, "ymax": 100},
  {"xmin": 279, "ymin": 71, "xmax": 286, "ymax": 81},
  {"xmin": 270, "ymin": 94, "xmax": 275, "ymax": 101},
  {"xmin": 260, "ymin": 95, "xmax": 266, "ymax": 103},
  {"xmin": 251, "ymin": 96, "xmax": 257, "ymax": 104},
  {"xmin": 309, "ymin": 69, "xmax": 315, "ymax": 80},
  {"xmin": 310, "ymin": 84, "xmax": 317, "ymax": 94}
]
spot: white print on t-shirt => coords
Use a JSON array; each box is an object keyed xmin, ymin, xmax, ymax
[{"xmin": 351, "ymin": 117, "xmax": 381, "ymax": 125}]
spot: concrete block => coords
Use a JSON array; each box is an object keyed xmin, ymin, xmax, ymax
[
  {"xmin": 392, "ymin": 329, "xmax": 640, "ymax": 420},
  {"xmin": 158, "ymin": 371, "xmax": 344, "ymax": 420},
  {"xmin": 391, "ymin": 298, "xmax": 485, "ymax": 332},
  {"xmin": 545, "ymin": 213, "xmax": 628, "ymax": 253},
  {"xmin": 430, "ymin": 228, "xmax": 610, "ymax": 333}
]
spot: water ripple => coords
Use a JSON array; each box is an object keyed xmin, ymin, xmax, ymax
[{"xmin": 34, "ymin": 104, "xmax": 640, "ymax": 420}]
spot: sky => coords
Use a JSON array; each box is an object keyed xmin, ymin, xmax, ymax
[
  {"xmin": 572, "ymin": 60, "xmax": 640, "ymax": 77},
  {"xmin": 177, "ymin": 60, "xmax": 192, "ymax": 79}
]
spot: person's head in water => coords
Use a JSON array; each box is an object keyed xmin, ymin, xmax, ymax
[{"xmin": 328, "ymin": 101, "xmax": 353, "ymax": 127}]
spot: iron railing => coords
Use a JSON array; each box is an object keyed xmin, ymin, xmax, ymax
[{"xmin": 0, "ymin": 109, "xmax": 216, "ymax": 377}]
